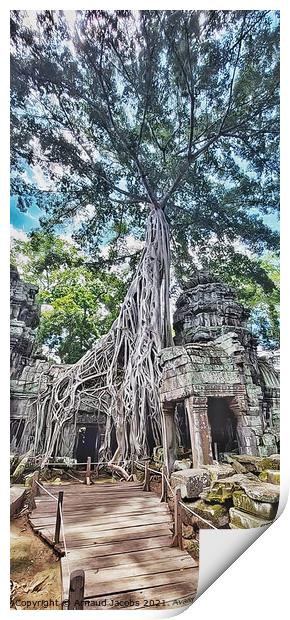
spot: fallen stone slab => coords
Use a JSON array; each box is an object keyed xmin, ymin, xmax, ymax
[
  {"xmin": 187, "ymin": 499, "xmax": 229, "ymax": 528},
  {"xmin": 171, "ymin": 468, "xmax": 211, "ymax": 499},
  {"xmin": 10, "ymin": 485, "xmax": 27, "ymax": 518},
  {"xmin": 238, "ymin": 478, "xmax": 279, "ymax": 503},
  {"xmin": 174, "ymin": 459, "xmax": 192, "ymax": 471},
  {"xmin": 229, "ymin": 507, "xmax": 273, "ymax": 529},
  {"xmin": 224, "ymin": 454, "xmax": 263, "ymax": 473},
  {"xmin": 200, "ymin": 463, "xmax": 234, "ymax": 481},
  {"xmin": 201, "ymin": 473, "xmax": 258, "ymax": 503},
  {"xmin": 259, "ymin": 455, "xmax": 280, "ymax": 471},
  {"xmin": 232, "ymin": 490, "xmax": 278, "ymax": 521},
  {"xmin": 259, "ymin": 469, "xmax": 280, "ymax": 485}
]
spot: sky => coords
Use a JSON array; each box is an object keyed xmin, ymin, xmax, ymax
[
  {"xmin": 10, "ymin": 9, "xmax": 280, "ymax": 244},
  {"xmin": 10, "ymin": 193, "xmax": 280, "ymax": 243}
]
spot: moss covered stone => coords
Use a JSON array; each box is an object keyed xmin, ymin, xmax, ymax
[
  {"xmin": 232, "ymin": 490, "xmax": 278, "ymax": 520},
  {"xmin": 229, "ymin": 507, "xmax": 272, "ymax": 529},
  {"xmin": 238, "ymin": 478, "xmax": 279, "ymax": 503},
  {"xmin": 259, "ymin": 456, "xmax": 280, "ymax": 471},
  {"xmin": 202, "ymin": 473, "xmax": 257, "ymax": 503},
  {"xmin": 184, "ymin": 538, "xmax": 199, "ymax": 561},
  {"xmin": 187, "ymin": 499, "xmax": 229, "ymax": 528},
  {"xmin": 259, "ymin": 469, "xmax": 280, "ymax": 484}
]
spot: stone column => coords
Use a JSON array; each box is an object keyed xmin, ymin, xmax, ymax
[
  {"xmin": 161, "ymin": 403, "xmax": 178, "ymax": 474},
  {"xmin": 185, "ymin": 396, "xmax": 213, "ymax": 467}
]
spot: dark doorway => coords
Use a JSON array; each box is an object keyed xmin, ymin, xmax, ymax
[
  {"xmin": 75, "ymin": 425, "xmax": 98, "ymax": 463},
  {"xmin": 207, "ymin": 398, "xmax": 238, "ymax": 458},
  {"xmin": 175, "ymin": 402, "xmax": 192, "ymax": 451}
]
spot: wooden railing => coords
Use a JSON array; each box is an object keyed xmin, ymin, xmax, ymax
[{"xmin": 29, "ymin": 456, "xmax": 216, "ymax": 609}]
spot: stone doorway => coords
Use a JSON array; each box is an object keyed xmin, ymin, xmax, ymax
[
  {"xmin": 207, "ymin": 397, "xmax": 238, "ymax": 459},
  {"xmin": 75, "ymin": 424, "xmax": 99, "ymax": 463}
]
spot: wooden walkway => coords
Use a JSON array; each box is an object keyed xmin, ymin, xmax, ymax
[{"xmin": 29, "ymin": 481, "xmax": 198, "ymax": 609}]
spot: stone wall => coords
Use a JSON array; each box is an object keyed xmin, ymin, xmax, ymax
[
  {"xmin": 159, "ymin": 332, "xmax": 274, "ymax": 461},
  {"xmin": 10, "ymin": 265, "xmax": 40, "ymax": 379},
  {"xmin": 10, "ymin": 266, "xmax": 106, "ymax": 457},
  {"xmin": 159, "ymin": 271, "xmax": 280, "ymax": 472}
]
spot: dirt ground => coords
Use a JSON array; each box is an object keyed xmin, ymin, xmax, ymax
[
  {"xmin": 10, "ymin": 514, "xmax": 62, "ymax": 611},
  {"xmin": 10, "ymin": 476, "xmax": 126, "ymax": 611}
]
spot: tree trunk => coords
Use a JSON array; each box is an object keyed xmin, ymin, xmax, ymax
[{"xmin": 20, "ymin": 206, "xmax": 172, "ymax": 467}]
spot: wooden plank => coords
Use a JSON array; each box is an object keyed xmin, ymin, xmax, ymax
[
  {"xmin": 33, "ymin": 502, "xmax": 162, "ymax": 514},
  {"xmin": 39, "ymin": 485, "xmax": 145, "ymax": 492},
  {"xmin": 35, "ymin": 493, "xmax": 153, "ymax": 505},
  {"xmin": 64, "ymin": 525, "xmax": 172, "ymax": 546},
  {"xmin": 66, "ymin": 535, "xmax": 174, "ymax": 557},
  {"xmin": 64, "ymin": 567, "xmax": 197, "ymax": 599},
  {"xmin": 65, "ymin": 547, "xmax": 198, "ymax": 571},
  {"xmin": 64, "ymin": 554, "xmax": 195, "ymax": 579},
  {"xmin": 32, "ymin": 504, "xmax": 169, "ymax": 521},
  {"xmin": 31, "ymin": 513, "xmax": 171, "ymax": 531},
  {"xmin": 77, "ymin": 581, "xmax": 197, "ymax": 609},
  {"xmin": 30, "ymin": 480, "xmax": 199, "ymax": 611}
]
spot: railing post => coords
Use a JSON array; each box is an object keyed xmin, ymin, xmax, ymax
[
  {"xmin": 86, "ymin": 457, "xmax": 91, "ymax": 485},
  {"xmin": 143, "ymin": 460, "xmax": 150, "ymax": 492},
  {"xmin": 160, "ymin": 465, "xmax": 168, "ymax": 503},
  {"xmin": 172, "ymin": 486, "xmax": 182, "ymax": 549},
  {"xmin": 54, "ymin": 491, "xmax": 64, "ymax": 544},
  {"xmin": 131, "ymin": 453, "xmax": 134, "ymax": 478},
  {"xmin": 68, "ymin": 569, "xmax": 85, "ymax": 610},
  {"xmin": 30, "ymin": 470, "xmax": 40, "ymax": 509}
]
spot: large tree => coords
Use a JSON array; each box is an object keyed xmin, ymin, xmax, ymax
[{"xmin": 10, "ymin": 10, "xmax": 279, "ymax": 464}]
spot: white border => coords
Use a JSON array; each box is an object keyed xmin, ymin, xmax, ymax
[{"xmin": 1, "ymin": 2, "xmax": 288, "ymax": 619}]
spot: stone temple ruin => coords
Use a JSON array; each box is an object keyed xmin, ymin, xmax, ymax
[
  {"xmin": 10, "ymin": 266, "xmax": 280, "ymax": 528},
  {"xmin": 160, "ymin": 271, "xmax": 280, "ymax": 474},
  {"xmin": 10, "ymin": 265, "xmax": 107, "ymax": 460}
]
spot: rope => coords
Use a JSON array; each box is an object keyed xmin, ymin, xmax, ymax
[
  {"xmin": 64, "ymin": 471, "xmax": 84, "ymax": 483},
  {"xmin": 164, "ymin": 474, "xmax": 175, "ymax": 496},
  {"xmin": 35, "ymin": 480, "xmax": 58, "ymax": 501},
  {"xmin": 179, "ymin": 500, "xmax": 218, "ymax": 530},
  {"xmin": 134, "ymin": 461, "xmax": 145, "ymax": 469},
  {"xmin": 34, "ymin": 481, "xmax": 71, "ymax": 579},
  {"xmin": 148, "ymin": 466, "xmax": 162, "ymax": 475},
  {"xmin": 42, "ymin": 460, "xmax": 126, "ymax": 466}
]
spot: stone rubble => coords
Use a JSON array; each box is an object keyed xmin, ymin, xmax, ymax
[{"xmin": 168, "ymin": 454, "xmax": 280, "ymax": 530}]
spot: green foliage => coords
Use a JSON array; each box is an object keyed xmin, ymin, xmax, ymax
[
  {"xmin": 236, "ymin": 252, "xmax": 280, "ymax": 348},
  {"xmin": 10, "ymin": 9, "xmax": 279, "ymax": 275},
  {"xmin": 11, "ymin": 231, "xmax": 127, "ymax": 363},
  {"xmin": 10, "ymin": 10, "xmax": 279, "ymax": 348}
]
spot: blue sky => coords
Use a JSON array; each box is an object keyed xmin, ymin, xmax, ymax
[
  {"xmin": 10, "ymin": 196, "xmax": 42, "ymax": 234},
  {"xmin": 11, "ymin": 194, "xmax": 280, "ymax": 239}
]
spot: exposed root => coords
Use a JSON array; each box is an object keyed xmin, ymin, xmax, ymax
[{"xmin": 20, "ymin": 206, "xmax": 172, "ymax": 468}]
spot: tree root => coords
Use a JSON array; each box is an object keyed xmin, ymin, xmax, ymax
[{"xmin": 19, "ymin": 207, "xmax": 172, "ymax": 468}]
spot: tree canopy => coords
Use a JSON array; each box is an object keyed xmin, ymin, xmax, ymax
[
  {"xmin": 11, "ymin": 10, "xmax": 279, "ymax": 284},
  {"xmin": 11, "ymin": 231, "xmax": 127, "ymax": 363},
  {"xmin": 11, "ymin": 9, "xmax": 280, "ymax": 464}
]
